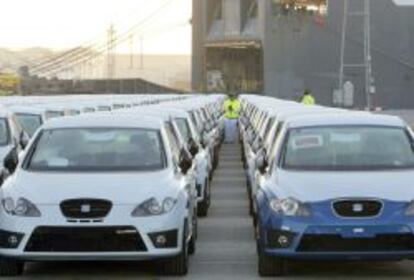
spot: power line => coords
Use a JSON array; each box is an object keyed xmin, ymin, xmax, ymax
[{"xmin": 31, "ymin": 0, "xmax": 176, "ymax": 76}]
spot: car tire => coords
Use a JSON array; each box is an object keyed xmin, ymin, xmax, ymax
[
  {"xmin": 258, "ymin": 249, "xmax": 286, "ymax": 277},
  {"xmin": 188, "ymin": 233, "xmax": 196, "ymax": 255},
  {"xmin": 0, "ymin": 257, "xmax": 24, "ymax": 277},
  {"xmin": 162, "ymin": 225, "xmax": 189, "ymax": 276},
  {"xmin": 197, "ymin": 179, "xmax": 210, "ymax": 217}
]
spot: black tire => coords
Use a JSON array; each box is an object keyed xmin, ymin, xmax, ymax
[
  {"xmin": 0, "ymin": 257, "xmax": 24, "ymax": 277},
  {"xmin": 258, "ymin": 249, "xmax": 286, "ymax": 277},
  {"xmin": 249, "ymin": 198, "xmax": 254, "ymax": 217},
  {"xmin": 188, "ymin": 233, "xmax": 196, "ymax": 255},
  {"xmin": 188, "ymin": 210, "xmax": 197, "ymax": 255},
  {"xmin": 197, "ymin": 179, "xmax": 210, "ymax": 217},
  {"xmin": 162, "ymin": 226, "xmax": 189, "ymax": 276}
]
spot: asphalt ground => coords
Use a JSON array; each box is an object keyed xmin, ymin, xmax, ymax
[{"xmin": 8, "ymin": 140, "xmax": 414, "ymax": 279}]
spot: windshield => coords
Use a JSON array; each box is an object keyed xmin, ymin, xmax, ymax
[
  {"xmin": 175, "ymin": 118, "xmax": 191, "ymax": 140},
  {"xmin": 98, "ymin": 106, "xmax": 111, "ymax": 111},
  {"xmin": 45, "ymin": 111, "xmax": 63, "ymax": 119},
  {"xmin": 282, "ymin": 126, "xmax": 414, "ymax": 171},
  {"xmin": 16, "ymin": 113, "xmax": 42, "ymax": 137},
  {"xmin": 27, "ymin": 128, "xmax": 166, "ymax": 171},
  {"xmin": 0, "ymin": 119, "xmax": 9, "ymax": 146}
]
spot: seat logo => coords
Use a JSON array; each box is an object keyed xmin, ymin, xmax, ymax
[
  {"xmin": 80, "ymin": 204, "xmax": 91, "ymax": 213},
  {"xmin": 352, "ymin": 203, "xmax": 363, "ymax": 212}
]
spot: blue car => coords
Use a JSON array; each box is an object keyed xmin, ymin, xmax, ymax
[{"xmin": 254, "ymin": 112, "xmax": 414, "ymax": 276}]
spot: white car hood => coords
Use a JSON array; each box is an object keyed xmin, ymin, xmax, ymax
[
  {"xmin": 4, "ymin": 169, "xmax": 178, "ymax": 205},
  {"xmin": 275, "ymin": 169, "xmax": 414, "ymax": 202}
]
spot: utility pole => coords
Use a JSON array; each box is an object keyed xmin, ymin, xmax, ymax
[
  {"xmin": 140, "ymin": 36, "xmax": 144, "ymax": 69},
  {"xmin": 364, "ymin": 0, "xmax": 375, "ymax": 110},
  {"xmin": 338, "ymin": 0, "xmax": 375, "ymax": 109},
  {"xmin": 338, "ymin": 0, "xmax": 348, "ymax": 99},
  {"xmin": 129, "ymin": 34, "xmax": 134, "ymax": 69},
  {"xmin": 107, "ymin": 23, "xmax": 116, "ymax": 79}
]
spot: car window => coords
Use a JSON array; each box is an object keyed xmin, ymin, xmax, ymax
[
  {"xmin": 16, "ymin": 113, "xmax": 43, "ymax": 137},
  {"xmin": 164, "ymin": 124, "xmax": 180, "ymax": 162},
  {"xmin": 175, "ymin": 118, "xmax": 191, "ymax": 141},
  {"xmin": 281, "ymin": 126, "xmax": 414, "ymax": 171},
  {"xmin": 0, "ymin": 118, "xmax": 10, "ymax": 146},
  {"xmin": 27, "ymin": 128, "xmax": 165, "ymax": 171}
]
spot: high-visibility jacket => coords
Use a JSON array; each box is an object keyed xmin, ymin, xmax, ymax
[
  {"xmin": 301, "ymin": 95, "xmax": 315, "ymax": 105},
  {"xmin": 223, "ymin": 98, "xmax": 241, "ymax": 119}
]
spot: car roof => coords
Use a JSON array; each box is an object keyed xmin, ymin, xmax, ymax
[
  {"xmin": 41, "ymin": 113, "xmax": 165, "ymax": 130},
  {"xmin": 8, "ymin": 106, "xmax": 45, "ymax": 115},
  {"xmin": 286, "ymin": 112, "xmax": 406, "ymax": 128}
]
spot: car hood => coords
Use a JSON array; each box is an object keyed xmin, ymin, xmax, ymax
[
  {"xmin": 3, "ymin": 169, "xmax": 178, "ymax": 205},
  {"xmin": 274, "ymin": 169, "xmax": 414, "ymax": 202}
]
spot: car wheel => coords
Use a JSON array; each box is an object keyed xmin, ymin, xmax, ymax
[
  {"xmin": 188, "ymin": 232, "xmax": 196, "ymax": 255},
  {"xmin": 258, "ymin": 250, "xmax": 285, "ymax": 277},
  {"xmin": 197, "ymin": 179, "xmax": 210, "ymax": 217},
  {"xmin": 162, "ymin": 224, "xmax": 189, "ymax": 276},
  {"xmin": 0, "ymin": 257, "xmax": 24, "ymax": 276},
  {"xmin": 247, "ymin": 187, "xmax": 253, "ymax": 216}
]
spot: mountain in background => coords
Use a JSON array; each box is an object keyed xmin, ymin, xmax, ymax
[{"xmin": 0, "ymin": 48, "xmax": 191, "ymax": 90}]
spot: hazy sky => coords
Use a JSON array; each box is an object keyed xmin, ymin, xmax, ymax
[{"xmin": 0, "ymin": 0, "xmax": 192, "ymax": 54}]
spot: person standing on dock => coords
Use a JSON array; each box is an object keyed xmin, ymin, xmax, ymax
[{"xmin": 223, "ymin": 91, "xmax": 241, "ymax": 143}]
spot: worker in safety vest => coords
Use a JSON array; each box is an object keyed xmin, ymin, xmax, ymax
[
  {"xmin": 223, "ymin": 91, "xmax": 241, "ymax": 143},
  {"xmin": 300, "ymin": 89, "xmax": 316, "ymax": 105}
]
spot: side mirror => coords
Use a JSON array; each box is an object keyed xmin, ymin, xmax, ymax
[
  {"xmin": 20, "ymin": 132, "xmax": 29, "ymax": 149},
  {"xmin": 188, "ymin": 138, "xmax": 199, "ymax": 157},
  {"xmin": 248, "ymin": 131, "xmax": 256, "ymax": 146},
  {"xmin": 255, "ymin": 151, "xmax": 268, "ymax": 175},
  {"xmin": 4, "ymin": 151, "xmax": 18, "ymax": 174},
  {"xmin": 252, "ymin": 138, "xmax": 262, "ymax": 153},
  {"xmin": 179, "ymin": 148, "xmax": 193, "ymax": 175}
]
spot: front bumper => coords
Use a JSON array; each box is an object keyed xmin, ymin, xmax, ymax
[
  {"xmin": 0, "ymin": 205, "xmax": 186, "ymax": 261},
  {"xmin": 258, "ymin": 200, "xmax": 414, "ymax": 260}
]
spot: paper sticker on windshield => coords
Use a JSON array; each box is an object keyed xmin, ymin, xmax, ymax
[
  {"xmin": 84, "ymin": 131, "xmax": 117, "ymax": 142},
  {"xmin": 47, "ymin": 157, "xmax": 69, "ymax": 167},
  {"xmin": 291, "ymin": 135, "xmax": 323, "ymax": 150},
  {"xmin": 330, "ymin": 133, "xmax": 361, "ymax": 143}
]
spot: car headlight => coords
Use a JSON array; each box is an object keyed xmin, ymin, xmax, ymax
[
  {"xmin": 269, "ymin": 197, "xmax": 310, "ymax": 217},
  {"xmin": 131, "ymin": 197, "xmax": 177, "ymax": 217},
  {"xmin": 405, "ymin": 201, "xmax": 414, "ymax": 216},
  {"xmin": 1, "ymin": 197, "xmax": 41, "ymax": 217}
]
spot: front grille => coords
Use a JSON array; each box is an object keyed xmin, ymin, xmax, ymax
[
  {"xmin": 333, "ymin": 200, "xmax": 382, "ymax": 217},
  {"xmin": 60, "ymin": 199, "xmax": 112, "ymax": 219},
  {"xmin": 297, "ymin": 234, "xmax": 414, "ymax": 252},
  {"xmin": 25, "ymin": 226, "xmax": 147, "ymax": 252}
]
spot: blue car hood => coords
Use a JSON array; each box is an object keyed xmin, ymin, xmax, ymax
[{"xmin": 275, "ymin": 169, "xmax": 414, "ymax": 202}]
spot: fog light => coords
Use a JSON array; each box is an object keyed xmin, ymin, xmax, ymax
[
  {"xmin": 267, "ymin": 229, "xmax": 296, "ymax": 249},
  {"xmin": 155, "ymin": 234, "xmax": 167, "ymax": 246},
  {"xmin": 8, "ymin": 235, "xmax": 18, "ymax": 246},
  {"xmin": 148, "ymin": 229, "xmax": 178, "ymax": 248},
  {"xmin": 278, "ymin": 235, "xmax": 289, "ymax": 247},
  {"xmin": 0, "ymin": 230, "xmax": 24, "ymax": 249}
]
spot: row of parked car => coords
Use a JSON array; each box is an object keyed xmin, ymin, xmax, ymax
[
  {"xmin": 0, "ymin": 94, "xmax": 225, "ymax": 276},
  {"xmin": 238, "ymin": 95, "xmax": 414, "ymax": 276}
]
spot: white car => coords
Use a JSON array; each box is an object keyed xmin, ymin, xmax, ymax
[
  {"xmin": 8, "ymin": 106, "xmax": 46, "ymax": 138},
  {"xmin": 0, "ymin": 110, "xmax": 29, "ymax": 185},
  {"xmin": 133, "ymin": 106, "xmax": 212, "ymax": 216},
  {"xmin": 0, "ymin": 114, "xmax": 196, "ymax": 276}
]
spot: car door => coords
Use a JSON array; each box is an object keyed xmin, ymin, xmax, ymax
[{"xmin": 164, "ymin": 123, "xmax": 197, "ymax": 228}]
